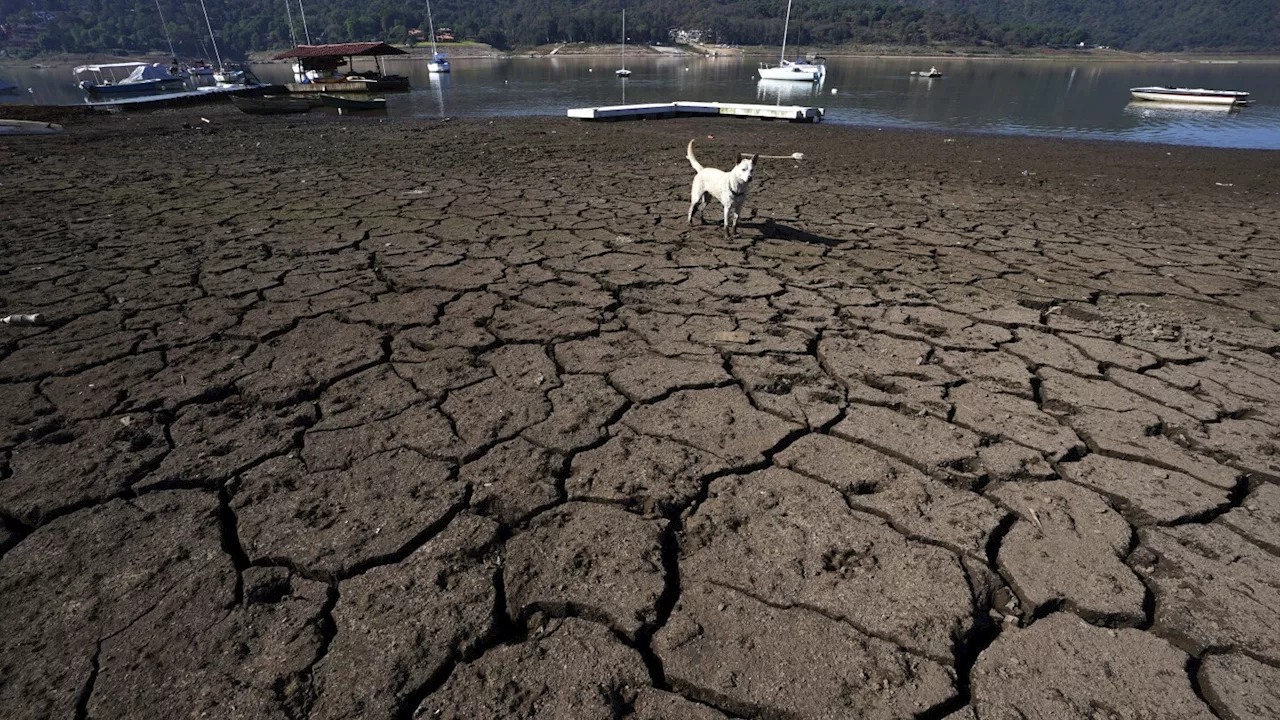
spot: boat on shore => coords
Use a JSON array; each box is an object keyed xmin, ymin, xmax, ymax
[
  {"xmin": 759, "ymin": 0, "xmax": 824, "ymax": 82},
  {"xmin": 230, "ymin": 95, "xmax": 316, "ymax": 115},
  {"xmin": 318, "ymin": 94, "xmax": 387, "ymax": 110},
  {"xmin": 1130, "ymin": 86, "xmax": 1249, "ymax": 105},
  {"xmin": 74, "ymin": 63, "xmax": 187, "ymax": 95}
]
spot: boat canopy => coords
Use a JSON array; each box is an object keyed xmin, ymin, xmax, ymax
[
  {"xmin": 273, "ymin": 42, "xmax": 407, "ymax": 60},
  {"xmin": 123, "ymin": 64, "xmax": 178, "ymax": 83},
  {"xmin": 73, "ymin": 62, "xmax": 149, "ymax": 74}
]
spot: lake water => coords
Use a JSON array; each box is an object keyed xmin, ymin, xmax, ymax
[{"xmin": 5, "ymin": 55, "xmax": 1280, "ymax": 149}]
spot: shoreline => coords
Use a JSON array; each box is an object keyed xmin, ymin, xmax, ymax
[{"xmin": 7, "ymin": 45, "xmax": 1280, "ymax": 68}]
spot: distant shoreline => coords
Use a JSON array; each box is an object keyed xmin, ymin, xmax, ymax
[{"xmin": 5, "ymin": 44, "xmax": 1279, "ymax": 69}]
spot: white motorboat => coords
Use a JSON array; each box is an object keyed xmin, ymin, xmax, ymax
[
  {"xmin": 616, "ymin": 9, "xmax": 632, "ymax": 77},
  {"xmin": 911, "ymin": 66, "xmax": 943, "ymax": 78},
  {"xmin": 74, "ymin": 63, "xmax": 187, "ymax": 94},
  {"xmin": 425, "ymin": 0, "xmax": 450, "ymax": 72},
  {"xmin": 1130, "ymin": 86, "xmax": 1249, "ymax": 105},
  {"xmin": 758, "ymin": 0, "xmax": 824, "ymax": 82}
]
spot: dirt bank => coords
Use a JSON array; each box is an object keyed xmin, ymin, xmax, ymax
[{"xmin": 1, "ymin": 108, "xmax": 1279, "ymax": 719}]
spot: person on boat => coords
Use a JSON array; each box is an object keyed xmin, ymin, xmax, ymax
[{"xmin": 169, "ymin": 59, "xmax": 181, "ymax": 76}]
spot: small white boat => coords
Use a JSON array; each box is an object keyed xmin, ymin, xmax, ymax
[
  {"xmin": 758, "ymin": 0, "xmax": 823, "ymax": 82},
  {"xmin": 1130, "ymin": 86, "xmax": 1249, "ymax": 106},
  {"xmin": 425, "ymin": 0, "xmax": 450, "ymax": 72},
  {"xmin": 911, "ymin": 66, "xmax": 943, "ymax": 78},
  {"xmin": 616, "ymin": 9, "xmax": 631, "ymax": 77}
]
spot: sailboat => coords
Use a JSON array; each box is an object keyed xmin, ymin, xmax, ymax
[
  {"xmin": 426, "ymin": 0, "xmax": 450, "ymax": 73},
  {"xmin": 615, "ymin": 9, "xmax": 631, "ymax": 77},
  {"xmin": 758, "ymin": 0, "xmax": 823, "ymax": 82}
]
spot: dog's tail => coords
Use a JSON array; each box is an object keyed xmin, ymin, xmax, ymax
[{"xmin": 686, "ymin": 139, "xmax": 703, "ymax": 172}]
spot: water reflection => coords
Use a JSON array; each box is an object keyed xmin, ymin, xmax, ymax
[{"xmin": 756, "ymin": 78, "xmax": 824, "ymax": 106}]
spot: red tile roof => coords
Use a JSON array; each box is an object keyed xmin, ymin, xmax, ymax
[{"xmin": 273, "ymin": 42, "xmax": 407, "ymax": 59}]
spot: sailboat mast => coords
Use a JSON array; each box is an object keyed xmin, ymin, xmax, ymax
[
  {"xmin": 298, "ymin": 0, "xmax": 312, "ymax": 45},
  {"xmin": 780, "ymin": 0, "xmax": 792, "ymax": 62},
  {"xmin": 198, "ymin": 0, "xmax": 224, "ymax": 70},
  {"xmin": 621, "ymin": 9, "xmax": 625, "ymax": 69},
  {"xmin": 283, "ymin": 0, "xmax": 297, "ymax": 47},
  {"xmin": 153, "ymin": 0, "xmax": 176, "ymax": 60},
  {"xmin": 426, "ymin": 0, "xmax": 439, "ymax": 55}
]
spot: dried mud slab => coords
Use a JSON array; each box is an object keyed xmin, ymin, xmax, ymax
[
  {"xmin": 237, "ymin": 316, "xmax": 385, "ymax": 407},
  {"xmin": 311, "ymin": 516, "xmax": 499, "ymax": 720},
  {"xmin": 683, "ymin": 468, "xmax": 979, "ymax": 660},
  {"xmin": 522, "ymin": 373, "xmax": 628, "ymax": 454},
  {"xmin": 630, "ymin": 688, "xmax": 734, "ymax": 720},
  {"xmin": 146, "ymin": 398, "xmax": 316, "ymax": 490},
  {"xmin": 950, "ymin": 384, "xmax": 1083, "ymax": 460},
  {"xmin": 1197, "ymin": 652, "xmax": 1280, "ymax": 720},
  {"xmin": 463, "ymin": 437, "xmax": 560, "ymax": 525},
  {"xmin": 1070, "ymin": 409, "xmax": 1240, "ymax": 490},
  {"xmin": 1, "ymin": 413, "xmax": 167, "ymax": 526},
  {"xmin": 504, "ymin": 502, "xmax": 666, "ymax": 639},
  {"xmin": 970, "ymin": 612, "xmax": 1214, "ymax": 719},
  {"xmin": 413, "ymin": 617, "xmax": 649, "ymax": 719},
  {"xmin": 232, "ymin": 448, "xmax": 465, "ymax": 579},
  {"xmin": 1134, "ymin": 523, "xmax": 1280, "ymax": 663},
  {"xmin": 0, "ymin": 491, "xmax": 226, "ymax": 719},
  {"xmin": 730, "ymin": 353, "xmax": 845, "ymax": 428},
  {"xmin": 831, "ymin": 404, "xmax": 981, "ymax": 473},
  {"xmin": 90, "ymin": 568, "xmax": 329, "ymax": 720},
  {"xmin": 1056, "ymin": 453, "xmax": 1230, "ymax": 525},
  {"xmin": 989, "ymin": 481, "xmax": 1146, "ymax": 624},
  {"xmin": 607, "ymin": 353, "xmax": 732, "ymax": 403},
  {"xmin": 622, "ymin": 386, "xmax": 801, "ymax": 466},
  {"xmin": 1216, "ymin": 483, "xmax": 1280, "ymax": 556},
  {"xmin": 654, "ymin": 582, "xmax": 957, "ymax": 719},
  {"xmin": 566, "ymin": 428, "xmax": 734, "ymax": 515},
  {"xmin": 775, "ymin": 433, "xmax": 1005, "ymax": 557}
]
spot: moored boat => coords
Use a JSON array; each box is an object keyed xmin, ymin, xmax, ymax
[
  {"xmin": 230, "ymin": 95, "xmax": 316, "ymax": 114},
  {"xmin": 758, "ymin": 0, "xmax": 824, "ymax": 82},
  {"xmin": 425, "ymin": 0, "xmax": 451, "ymax": 73},
  {"xmin": 1130, "ymin": 86, "xmax": 1249, "ymax": 105}
]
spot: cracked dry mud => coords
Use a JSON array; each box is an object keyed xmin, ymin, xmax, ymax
[{"xmin": 1, "ymin": 107, "xmax": 1279, "ymax": 719}]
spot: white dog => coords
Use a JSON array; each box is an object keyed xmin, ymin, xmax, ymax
[{"xmin": 687, "ymin": 139, "xmax": 757, "ymax": 237}]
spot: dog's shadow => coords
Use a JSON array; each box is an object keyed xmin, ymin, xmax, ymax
[{"xmin": 744, "ymin": 218, "xmax": 845, "ymax": 247}]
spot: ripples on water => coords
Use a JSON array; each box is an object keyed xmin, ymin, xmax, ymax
[{"xmin": 4, "ymin": 56, "xmax": 1278, "ymax": 149}]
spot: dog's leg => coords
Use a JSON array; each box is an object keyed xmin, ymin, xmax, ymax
[{"xmin": 723, "ymin": 203, "xmax": 733, "ymax": 237}]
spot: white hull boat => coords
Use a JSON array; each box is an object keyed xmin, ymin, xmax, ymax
[
  {"xmin": 759, "ymin": 60, "xmax": 822, "ymax": 82},
  {"xmin": 758, "ymin": 0, "xmax": 823, "ymax": 82},
  {"xmin": 1130, "ymin": 86, "xmax": 1249, "ymax": 105}
]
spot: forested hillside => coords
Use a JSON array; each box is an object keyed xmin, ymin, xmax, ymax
[{"xmin": 2, "ymin": 0, "xmax": 1277, "ymax": 57}]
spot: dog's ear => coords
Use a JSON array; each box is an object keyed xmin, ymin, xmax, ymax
[{"xmin": 749, "ymin": 153, "xmax": 759, "ymax": 163}]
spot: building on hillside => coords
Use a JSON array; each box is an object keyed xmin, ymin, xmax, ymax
[{"xmin": 436, "ymin": 28, "xmax": 455, "ymax": 43}]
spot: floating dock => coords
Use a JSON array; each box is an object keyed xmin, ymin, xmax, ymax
[
  {"xmin": 85, "ymin": 84, "xmax": 281, "ymax": 110},
  {"xmin": 567, "ymin": 101, "xmax": 823, "ymax": 123}
]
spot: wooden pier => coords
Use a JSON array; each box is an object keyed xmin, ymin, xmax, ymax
[{"xmin": 567, "ymin": 101, "xmax": 824, "ymax": 123}]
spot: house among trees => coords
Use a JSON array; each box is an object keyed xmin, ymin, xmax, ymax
[{"xmin": 436, "ymin": 27, "xmax": 455, "ymax": 43}]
